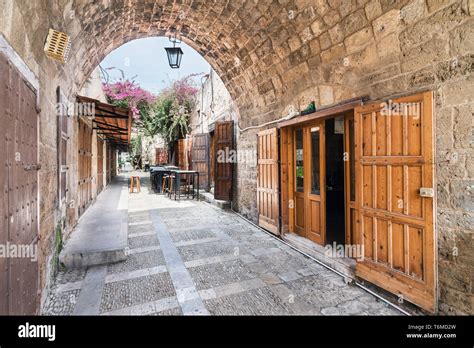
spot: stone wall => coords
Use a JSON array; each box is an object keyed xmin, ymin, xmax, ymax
[
  {"xmin": 190, "ymin": 69, "xmax": 240, "ymax": 135},
  {"xmin": 0, "ymin": 0, "xmax": 472, "ymax": 314}
]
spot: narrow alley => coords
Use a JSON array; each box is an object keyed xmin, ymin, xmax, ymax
[{"xmin": 43, "ymin": 174, "xmax": 398, "ymax": 316}]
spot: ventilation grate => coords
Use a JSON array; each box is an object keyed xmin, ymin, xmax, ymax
[{"xmin": 44, "ymin": 29, "xmax": 71, "ymax": 64}]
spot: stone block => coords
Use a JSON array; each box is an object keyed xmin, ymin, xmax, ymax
[
  {"xmin": 450, "ymin": 179, "xmax": 473, "ymax": 211},
  {"xmin": 319, "ymin": 32, "xmax": 332, "ymax": 50},
  {"xmin": 408, "ymin": 68, "xmax": 436, "ymax": 88},
  {"xmin": 328, "ymin": 24, "xmax": 344, "ymax": 44},
  {"xmin": 453, "ymin": 104, "xmax": 474, "ymax": 149},
  {"xmin": 436, "ymin": 55, "xmax": 474, "ymax": 82},
  {"xmin": 323, "ymin": 9, "xmax": 341, "ymax": 27},
  {"xmin": 401, "ymin": 38, "xmax": 449, "ymax": 73},
  {"xmin": 442, "ymin": 76, "xmax": 474, "ymax": 107},
  {"xmin": 365, "ymin": 0, "xmax": 383, "ymax": 20},
  {"xmin": 341, "ymin": 9, "xmax": 368, "ymax": 36},
  {"xmin": 400, "ymin": 0, "xmax": 426, "ymax": 25},
  {"xmin": 372, "ymin": 8, "xmax": 400, "ymax": 39},
  {"xmin": 319, "ymin": 85, "xmax": 335, "ymax": 105},
  {"xmin": 449, "ymin": 19, "xmax": 474, "ymax": 56},
  {"xmin": 345, "ymin": 26, "xmax": 374, "ymax": 54},
  {"xmin": 321, "ymin": 43, "xmax": 346, "ymax": 63},
  {"xmin": 311, "ymin": 18, "xmax": 327, "ymax": 37},
  {"xmin": 435, "ymin": 107, "xmax": 454, "ymax": 151}
]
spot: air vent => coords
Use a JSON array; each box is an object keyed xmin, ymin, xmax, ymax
[{"xmin": 44, "ymin": 29, "xmax": 71, "ymax": 64}]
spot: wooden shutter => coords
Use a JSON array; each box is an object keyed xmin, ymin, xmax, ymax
[
  {"xmin": 97, "ymin": 138, "xmax": 104, "ymax": 193},
  {"xmin": 214, "ymin": 121, "xmax": 234, "ymax": 201},
  {"xmin": 192, "ymin": 133, "xmax": 210, "ymax": 190},
  {"xmin": 78, "ymin": 119, "xmax": 93, "ymax": 216},
  {"xmin": 178, "ymin": 139, "xmax": 186, "ymax": 169},
  {"xmin": 257, "ymin": 128, "xmax": 280, "ymax": 235},
  {"xmin": 354, "ymin": 92, "xmax": 436, "ymax": 312}
]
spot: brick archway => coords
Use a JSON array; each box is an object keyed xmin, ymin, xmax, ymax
[{"xmin": 66, "ymin": 1, "xmax": 329, "ymax": 129}]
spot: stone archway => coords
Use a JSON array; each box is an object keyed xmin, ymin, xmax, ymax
[{"xmin": 1, "ymin": 0, "xmax": 473, "ymax": 315}]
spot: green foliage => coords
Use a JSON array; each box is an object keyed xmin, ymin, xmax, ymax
[
  {"xmin": 152, "ymin": 96, "xmax": 190, "ymax": 145},
  {"xmin": 129, "ymin": 134, "xmax": 142, "ymax": 159},
  {"xmin": 103, "ymin": 71, "xmax": 199, "ymax": 149}
]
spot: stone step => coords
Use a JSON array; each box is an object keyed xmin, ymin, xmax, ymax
[
  {"xmin": 198, "ymin": 191, "xmax": 230, "ymax": 210},
  {"xmin": 59, "ymin": 176, "xmax": 129, "ymax": 269}
]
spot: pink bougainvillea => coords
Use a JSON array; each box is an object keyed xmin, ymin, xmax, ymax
[
  {"xmin": 102, "ymin": 69, "xmax": 155, "ymax": 118},
  {"xmin": 102, "ymin": 69, "xmax": 202, "ymax": 145},
  {"xmin": 161, "ymin": 73, "xmax": 200, "ymax": 102}
]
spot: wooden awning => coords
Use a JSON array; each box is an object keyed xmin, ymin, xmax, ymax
[
  {"xmin": 277, "ymin": 96, "xmax": 369, "ymax": 128},
  {"xmin": 76, "ymin": 95, "xmax": 132, "ymax": 147}
]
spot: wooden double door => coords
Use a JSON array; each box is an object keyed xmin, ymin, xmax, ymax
[
  {"xmin": 258, "ymin": 91, "xmax": 436, "ymax": 312},
  {"xmin": 192, "ymin": 121, "xmax": 234, "ymax": 201}
]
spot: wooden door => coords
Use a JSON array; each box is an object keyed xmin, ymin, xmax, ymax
[
  {"xmin": 354, "ymin": 92, "xmax": 436, "ymax": 312},
  {"xmin": 192, "ymin": 133, "xmax": 210, "ymax": 190},
  {"xmin": 257, "ymin": 128, "xmax": 280, "ymax": 235},
  {"xmin": 214, "ymin": 121, "xmax": 233, "ymax": 201},
  {"xmin": 292, "ymin": 124, "xmax": 326, "ymax": 244},
  {"xmin": 210, "ymin": 132, "xmax": 216, "ymax": 188},
  {"xmin": 97, "ymin": 138, "xmax": 104, "ymax": 193},
  {"xmin": 0, "ymin": 51, "xmax": 39, "ymax": 314}
]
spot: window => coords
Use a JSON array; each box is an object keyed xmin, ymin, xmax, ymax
[{"xmin": 311, "ymin": 126, "xmax": 321, "ymax": 195}]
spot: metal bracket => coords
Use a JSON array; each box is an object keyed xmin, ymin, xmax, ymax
[
  {"xmin": 24, "ymin": 164, "xmax": 41, "ymax": 171},
  {"xmin": 419, "ymin": 187, "xmax": 434, "ymax": 198}
]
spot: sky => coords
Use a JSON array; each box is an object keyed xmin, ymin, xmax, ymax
[{"xmin": 100, "ymin": 37, "xmax": 211, "ymax": 94}]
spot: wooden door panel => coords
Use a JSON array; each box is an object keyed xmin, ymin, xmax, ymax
[
  {"xmin": 355, "ymin": 92, "xmax": 435, "ymax": 312},
  {"xmin": 214, "ymin": 121, "xmax": 233, "ymax": 201},
  {"xmin": 191, "ymin": 133, "xmax": 210, "ymax": 190},
  {"xmin": 78, "ymin": 119, "xmax": 92, "ymax": 216},
  {"xmin": 295, "ymin": 195, "xmax": 305, "ymax": 233},
  {"xmin": 309, "ymin": 200, "xmax": 321, "ymax": 234},
  {"xmin": 0, "ymin": 51, "xmax": 39, "ymax": 315},
  {"xmin": 257, "ymin": 128, "xmax": 280, "ymax": 235},
  {"xmin": 97, "ymin": 138, "xmax": 104, "ymax": 193},
  {"xmin": 0, "ymin": 53, "xmax": 9, "ymax": 315}
]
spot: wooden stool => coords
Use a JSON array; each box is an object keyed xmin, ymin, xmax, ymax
[
  {"xmin": 130, "ymin": 176, "xmax": 141, "ymax": 193},
  {"xmin": 162, "ymin": 174, "xmax": 170, "ymax": 194}
]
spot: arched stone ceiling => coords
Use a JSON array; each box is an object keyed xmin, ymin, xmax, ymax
[{"xmin": 65, "ymin": 0, "xmax": 323, "ymax": 127}]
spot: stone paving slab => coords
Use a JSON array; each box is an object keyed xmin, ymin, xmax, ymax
[{"xmin": 42, "ymin": 175, "xmax": 401, "ymax": 316}]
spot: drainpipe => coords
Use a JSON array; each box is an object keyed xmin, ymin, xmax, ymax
[{"xmin": 228, "ymin": 202, "xmax": 411, "ymax": 316}]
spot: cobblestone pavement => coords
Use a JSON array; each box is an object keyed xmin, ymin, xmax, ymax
[{"xmin": 43, "ymin": 175, "xmax": 400, "ymax": 316}]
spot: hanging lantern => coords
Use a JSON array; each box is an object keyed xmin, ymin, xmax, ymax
[{"xmin": 165, "ymin": 35, "xmax": 183, "ymax": 69}]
